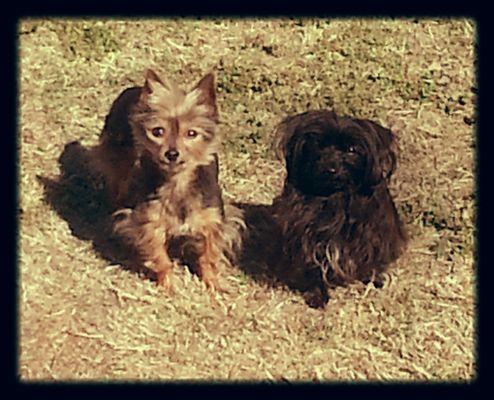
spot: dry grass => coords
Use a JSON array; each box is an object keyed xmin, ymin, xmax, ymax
[{"xmin": 18, "ymin": 17, "xmax": 476, "ymax": 382}]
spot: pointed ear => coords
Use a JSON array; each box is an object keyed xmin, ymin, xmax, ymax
[
  {"xmin": 193, "ymin": 73, "xmax": 218, "ymax": 121},
  {"xmin": 143, "ymin": 69, "xmax": 165, "ymax": 94}
]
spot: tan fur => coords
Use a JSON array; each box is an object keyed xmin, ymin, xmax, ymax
[{"xmin": 113, "ymin": 187, "xmax": 244, "ymax": 290}]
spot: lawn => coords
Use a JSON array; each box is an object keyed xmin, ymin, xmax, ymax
[{"xmin": 18, "ymin": 17, "xmax": 476, "ymax": 381}]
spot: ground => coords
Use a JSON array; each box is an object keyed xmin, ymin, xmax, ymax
[{"xmin": 18, "ymin": 18, "xmax": 476, "ymax": 381}]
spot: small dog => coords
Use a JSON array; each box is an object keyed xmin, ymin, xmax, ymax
[
  {"xmin": 93, "ymin": 69, "xmax": 243, "ymax": 291},
  {"xmin": 271, "ymin": 110, "xmax": 407, "ymax": 308}
]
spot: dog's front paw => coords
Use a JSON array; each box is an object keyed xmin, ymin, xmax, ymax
[
  {"xmin": 200, "ymin": 267, "xmax": 222, "ymax": 292},
  {"xmin": 361, "ymin": 274, "xmax": 384, "ymax": 289},
  {"xmin": 372, "ymin": 279, "xmax": 384, "ymax": 289},
  {"xmin": 303, "ymin": 287, "xmax": 330, "ymax": 309},
  {"xmin": 155, "ymin": 268, "xmax": 175, "ymax": 295}
]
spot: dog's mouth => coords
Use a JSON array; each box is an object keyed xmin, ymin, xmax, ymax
[
  {"xmin": 159, "ymin": 159, "xmax": 186, "ymax": 171},
  {"xmin": 320, "ymin": 169, "xmax": 346, "ymax": 183},
  {"xmin": 316, "ymin": 170, "xmax": 353, "ymax": 194},
  {"xmin": 321, "ymin": 169, "xmax": 338, "ymax": 178}
]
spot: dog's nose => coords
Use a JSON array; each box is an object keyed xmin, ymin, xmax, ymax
[{"xmin": 164, "ymin": 149, "xmax": 179, "ymax": 162}]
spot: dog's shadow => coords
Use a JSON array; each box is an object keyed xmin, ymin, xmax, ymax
[
  {"xmin": 38, "ymin": 141, "xmax": 142, "ymax": 273},
  {"xmin": 39, "ymin": 140, "xmax": 289, "ymax": 289},
  {"xmin": 234, "ymin": 202, "xmax": 286, "ymax": 289}
]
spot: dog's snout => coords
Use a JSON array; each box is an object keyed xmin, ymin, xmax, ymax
[
  {"xmin": 164, "ymin": 149, "xmax": 180, "ymax": 162},
  {"xmin": 319, "ymin": 151, "xmax": 340, "ymax": 175},
  {"xmin": 324, "ymin": 161, "xmax": 339, "ymax": 174}
]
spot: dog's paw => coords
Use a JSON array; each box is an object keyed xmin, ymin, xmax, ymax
[
  {"xmin": 155, "ymin": 269, "xmax": 175, "ymax": 295},
  {"xmin": 372, "ymin": 279, "xmax": 384, "ymax": 289},
  {"xmin": 202, "ymin": 271, "xmax": 222, "ymax": 293},
  {"xmin": 361, "ymin": 276, "xmax": 384, "ymax": 289},
  {"xmin": 303, "ymin": 287, "xmax": 330, "ymax": 309}
]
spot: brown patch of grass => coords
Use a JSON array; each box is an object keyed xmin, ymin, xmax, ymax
[{"xmin": 19, "ymin": 17, "xmax": 476, "ymax": 381}]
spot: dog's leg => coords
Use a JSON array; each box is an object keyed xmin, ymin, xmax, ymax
[
  {"xmin": 143, "ymin": 233, "xmax": 175, "ymax": 293},
  {"xmin": 153, "ymin": 252, "xmax": 175, "ymax": 294},
  {"xmin": 144, "ymin": 228, "xmax": 175, "ymax": 294},
  {"xmin": 196, "ymin": 226, "xmax": 224, "ymax": 291},
  {"xmin": 185, "ymin": 207, "xmax": 228, "ymax": 291},
  {"xmin": 115, "ymin": 207, "xmax": 175, "ymax": 294}
]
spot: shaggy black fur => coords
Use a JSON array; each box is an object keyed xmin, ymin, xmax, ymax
[{"xmin": 271, "ymin": 110, "xmax": 407, "ymax": 308}]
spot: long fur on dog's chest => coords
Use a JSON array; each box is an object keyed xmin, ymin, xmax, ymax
[
  {"xmin": 158, "ymin": 172, "xmax": 223, "ymax": 237},
  {"xmin": 113, "ymin": 160, "xmax": 225, "ymax": 255},
  {"xmin": 275, "ymin": 183, "xmax": 406, "ymax": 284}
]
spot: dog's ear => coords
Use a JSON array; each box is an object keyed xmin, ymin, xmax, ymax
[
  {"xmin": 273, "ymin": 117, "xmax": 306, "ymax": 185},
  {"xmin": 273, "ymin": 113, "xmax": 303, "ymax": 162},
  {"xmin": 142, "ymin": 69, "xmax": 167, "ymax": 94},
  {"xmin": 284, "ymin": 132, "xmax": 322, "ymax": 189},
  {"xmin": 274, "ymin": 110, "xmax": 338, "ymax": 162},
  {"xmin": 285, "ymin": 134, "xmax": 306, "ymax": 185},
  {"xmin": 274, "ymin": 113, "xmax": 325, "ymax": 190},
  {"xmin": 363, "ymin": 120, "xmax": 397, "ymax": 183},
  {"xmin": 192, "ymin": 73, "xmax": 218, "ymax": 122}
]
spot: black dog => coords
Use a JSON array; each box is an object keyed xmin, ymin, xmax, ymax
[{"xmin": 271, "ymin": 110, "xmax": 407, "ymax": 308}]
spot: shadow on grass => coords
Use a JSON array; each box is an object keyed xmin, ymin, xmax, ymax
[
  {"xmin": 38, "ymin": 140, "xmax": 291, "ymax": 290},
  {"xmin": 37, "ymin": 141, "xmax": 145, "ymax": 276},
  {"xmin": 234, "ymin": 202, "xmax": 285, "ymax": 289}
]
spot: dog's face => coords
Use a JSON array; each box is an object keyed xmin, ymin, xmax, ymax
[
  {"xmin": 130, "ymin": 69, "xmax": 219, "ymax": 174},
  {"xmin": 275, "ymin": 110, "xmax": 397, "ymax": 196}
]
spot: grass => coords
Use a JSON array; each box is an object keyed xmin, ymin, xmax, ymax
[{"xmin": 18, "ymin": 17, "xmax": 476, "ymax": 381}]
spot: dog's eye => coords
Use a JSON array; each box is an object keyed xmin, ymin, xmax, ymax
[
  {"xmin": 186, "ymin": 130, "xmax": 198, "ymax": 138},
  {"xmin": 347, "ymin": 145, "xmax": 356, "ymax": 153},
  {"xmin": 151, "ymin": 127, "xmax": 164, "ymax": 138}
]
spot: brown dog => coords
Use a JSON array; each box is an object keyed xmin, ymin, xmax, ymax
[{"xmin": 93, "ymin": 69, "xmax": 243, "ymax": 292}]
